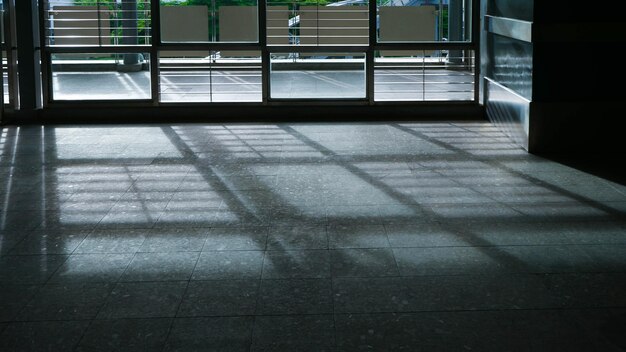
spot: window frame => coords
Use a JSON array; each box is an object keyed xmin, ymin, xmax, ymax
[{"xmin": 37, "ymin": 0, "xmax": 480, "ymax": 107}]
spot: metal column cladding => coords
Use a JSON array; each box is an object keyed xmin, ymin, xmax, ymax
[
  {"xmin": 481, "ymin": 0, "xmax": 534, "ymax": 150},
  {"xmin": 15, "ymin": 0, "xmax": 42, "ymax": 111}
]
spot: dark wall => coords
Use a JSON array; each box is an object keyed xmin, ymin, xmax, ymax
[
  {"xmin": 483, "ymin": 0, "xmax": 626, "ymax": 153},
  {"xmin": 530, "ymin": 1, "xmax": 626, "ymax": 152},
  {"xmin": 534, "ymin": 0, "xmax": 626, "ymax": 24}
]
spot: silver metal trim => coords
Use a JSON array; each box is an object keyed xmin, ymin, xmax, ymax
[
  {"xmin": 485, "ymin": 15, "xmax": 532, "ymax": 43},
  {"xmin": 484, "ymin": 77, "xmax": 531, "ymax": 103}
]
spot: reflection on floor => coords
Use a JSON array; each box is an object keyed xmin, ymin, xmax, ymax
[{"xmin": 0, "ymin": 122, "xmax": 625, "ymax": 351}]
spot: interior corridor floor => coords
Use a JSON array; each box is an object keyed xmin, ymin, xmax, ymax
[{"xmin": 0, "ymin": 122, "xmax": 625, "ymax": 351}]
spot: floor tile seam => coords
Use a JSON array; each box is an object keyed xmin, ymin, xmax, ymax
[
  {"xmin": 197, "ymin": 227, "xmax": 216, "ymax": 252},
  {"xmin": 0, "ymin": 204, "xmax": 66, "ymax": 211},
  {"xmin": 162, "ymin": 277, "xmax": 337, "ymax": 283},
  {"xmin": 430, "ymin": 170, "xmax": 570, "ymax": 210},
  {"xmin": 85, "ymin": 195, "xmax": 110, "ymax": 233},
  {"xmin": 488, "ymin": 173, "xmax": 626, "ymax": 215},
  {"xmin": 329, "ymin": 270, "xmax": 626, "ymax": 280},
  {"xmin": 137, "ymin": 243, "xmax": 213, "ymax": 253},
  {"xmin": 96, "ymin": 247, "xmax": 149, "ymax": 279},
  {"xmin": 258, "ymin": 244, "xmax": 270, "ymax": 282},
  {"xmin": 452, "ymin": 124, "xmax": 516, "ymax": 144},
  {"xmin": 329, "ymin": 262, "xmax": 339, "ymax": 349},
  {"xmin": 500, "ymin": 199, "xmax": 626, "ymax": 207},
  {"xmin": 174, "ymin": 312, "xmax": 338, "ymax": 319},
  {"xmin": 69, "ymin": 250, "xmax": 163, "ymax": 255},
  {"xmin": 160, "ymin": 265, "xmax": 195, "ymax": 352},
  {"xmin": 31, "ymin": 251, "xmax": 72, "ymax": 288},
  {"xmin": 158, "ymin": 172, "xmax": 191, "ymax": 211},
  {"xmin": 0, "ymin": 252, "xmax": 76, "ymax": 259},
  {"xmin": 251, "ymin": 260, "xmax": 266, "ymax": 317},
  {"xmin": 105, "ymin": 245, "xmax": 151, "ymax": 296},
  {"xmin": 334, "ymin": 300, "xmax": 579, "ymax": 313},
  {"xmin": 2, "ymin": 317, "xmax": 97, "ymax": 325},
  {"xmin": 151, "ymin": 224, "xmax": 213, "ymax": 230},
  {"xmin": 387, "ymin": 243, "xmax": 626, "ymax": 249},
  {"xmin": 247, "ymin": 250, "xmax": 268, "ymax": 351},
  {"xmin": 116, "ymin": 251, "xmax": 203, "ymax": 283},
  {"xmin": 91, "ymin": 225, "xmax": 156, "ymax": 233},
  {"xmin": 10, "ymin": 315, "xmax": 177, "ymax": 323},
  {"xmin": 167, "ymin": 271, "xmax": 626, "ymax": 282},
  {"xmin": 376, "ymin": 221, "xmax": 395, "ymax": 254},
  {"xmin": 392, "ymin": 268, "xmax": 626, "ymax": 277},
  {"xmin": 605, "ymin": 182, "xmax": 626, "ymax": 197},
  {"xmin": 422, "ymin": 201, "xmax": 526, "ymax": 216},
  {"xmin": 2, "ymin": 235, "xmax": 30, "ymax": 257},
  {"xmin": 324, "ymin": 224, "xmax": 331, "ymax": 250},
  {"xmin": 0, "ymin": 312, "xmax": 347, "ymax": 327},
  {"xmin": 247, "ymin": 310, "xmax": 259, "ymax": 351},
  {"xmin": 263, "ymin": 248, "xmax": 331, "ymax": 254},
  {"xmin": 381, "ymin": 225, "xmax": 405, "ymax": 279},
  {"xmin": 171, "ymin": 248, "xmax": 203, "ymax": 319},
  {"xmin": 71, "ymin": 295, "xmax": 112, "ymax": 352},
  {"xmin": 430, "ymin": 214, "xmax": 619, "ymax": 224},
  {"xmin": 441, "ymin": 218, "xmax": 625, "ymax": 226},
  {"xmin": 18, "ymin": 280, "xmax": 118, "ymax": 324},
  {"xmin": 31, "ymin": 225, "xmax": 100, "ymax": 261},
  {"xmin": 330, "ymin": 305, "xmax": 626, "ymax": 316},
  {"xmin": 7, "ymin": 268, "xmax": 626, "ymax": 286},
  {"xmin": 0, "ymin": 284, "xmax": 45, "ymax": 323}
]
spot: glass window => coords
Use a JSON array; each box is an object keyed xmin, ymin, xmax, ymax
[
  {"xmin": 44, "ymin": 0, "xmax": 152, "ymax": 47},
  {"xmin": 1, "ymin": 0, "xmax": 5, "ymax": 104},
  {"xmin": 374, "ymin": 50, "xmax": 474, "ymax": 101},
  {"xmin": 377, "ymin": 0, "xmax": 472, "ymax": 43},
  {"xmin": 1, "ymin": 0, "xmax": 10, "ymax": 105},
  {"xmin": 270, "ymin": 52, "xmax": 366, "ymax": 99},
  {"xmin": 51, "ymin": 53, "xmax": 151, "ymax": 100},
  {"xmin": 160, "ymin": 0, "xmax": 259, "ymax": 43},
  {"xmin": 0, "ymin": 0, "xmax": 4, "ymax": 46},
  {"xmin": 267, "ymin": 0, "xmax": 369, "ymax": 46},
  {"xmin": 2, "ymin": 50, "xmax": 8, "ymax": 105},
  {"xmin": 159, "ymin": 51, "xmax": 261, "ymax": 102},
  {"xmin": 36, "ymin": 0, "xmax": 476, "ymax": 104}
]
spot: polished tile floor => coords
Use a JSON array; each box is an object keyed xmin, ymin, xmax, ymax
[{"xmin": 0, "ymin": 122, "xmax": 625, "ymax": 351}]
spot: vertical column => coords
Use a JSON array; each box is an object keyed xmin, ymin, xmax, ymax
[
  {"xmin": 15, "ymin": 0, "xmax": 42, "ymax": 112},
  {"xmin": 1, "ymin": 0, "xmax": 5, "ymax": 117},
  {"xmin": 448, "ymin": 0, "xmax": 464, "ymax": 63},
  {"xmin": 151, "ymin": 0, "xmax": 160, "ymax": 104},
  {"xmin": 367, "ymin": 0, "xmax": 376, "ymax": 104},
  {"xmin": 120, "ymin": 0, "xmax": 141, "ymax": 70},
  {"xmin": 259, "ymin": 0, "xmax": 270, "ymax": 103},
  {"xmin": 2, "ymin": 0, "xmax": 18, "ymax": 111},
  {"xmin": 481, "ymin": 0, "xmax": 533, "ymax": 150}
]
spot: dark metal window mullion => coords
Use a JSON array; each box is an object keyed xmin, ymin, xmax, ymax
[
  {"xmin": 39, "ymin": 1, "xmax": 52, "ymax": 105},
  {"xmin": 97, "ymin": 0, "xmax": 102, "ymax": 47},
  {"xmin": 151, "ymin": 0, "xmax": 161, "ymax": 105},
  {"xmin": 366, "ymin": 0, "xmax": 376, "ymax": 104},
  {"xmin": 472, "ymin": 0, "xmax": 480, "ymax": 103},
  {"xmin": 259, "ymin": 0, "xmax": 269, "ymax": 104},
  {"xmin": 422, "ymin": 51, "xmax": 426, "ymax": 101},
  {"xmin": 5, "ymin": 0, "xmax": 18, "ymax": 109},
  {"xmin": 209, "ymin": 52, "xmax": 213, "ymax": 103}
]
